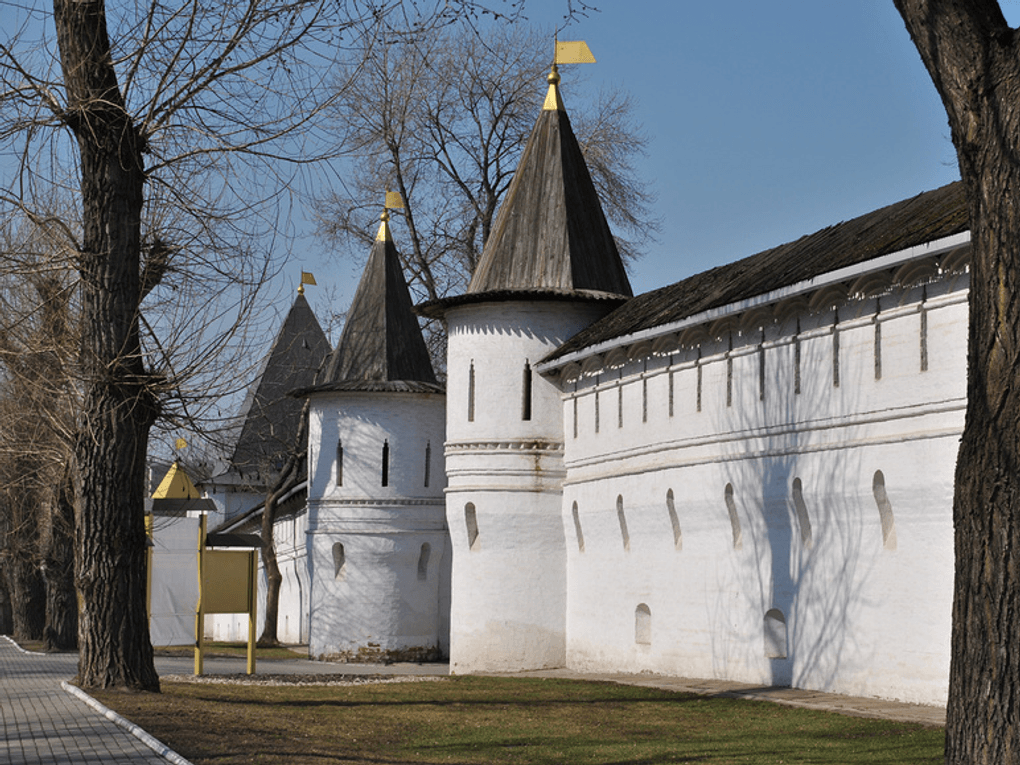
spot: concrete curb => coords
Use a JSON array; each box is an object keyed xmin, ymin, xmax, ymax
[
  {"xmin": 1, "ymin": 634, "xmax": 42, "ymax": 654},
  {"xmin": 60, "ymin": 681, "xmax": 195, "ymax": 765}
]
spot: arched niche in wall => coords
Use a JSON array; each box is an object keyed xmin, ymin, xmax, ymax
[
  {"xmin": 635, "ymin": 603, "xmax": 651, "ymax": 646},
  {"xmin": 725, "ymin": 483, "xmax": 743, "ymax": 550},
  {"xmin": 873, "ymin": 470, "xmax": 897, "ymax": 551},
  {"xmin": 764, "ymin": 608, "xmax": 787, "ymax": 659},
  {"xmin": 616, "ymin": 495, "xmax": 630, "ymax": 552},
  {"xmin": 572, "ymin": 501, "xmax": 585, "ymax": 552},
  {"xmin": 791, "ymin": 478, "xmax": 813, "ymax": 549},
  {"xmin": 332, "ymin": 542, "xmax": 346, "ymax": 580},
  {"xmin": 465, "ymin": 503, "xmax": 480, "ymax": 552},
  {"xmin": 666, "ymin": 489, "xmax": 681, "ymax": 551},
  {"xmin": 417, "ymin": 543, "xmax": 431, "ymax": 581}
]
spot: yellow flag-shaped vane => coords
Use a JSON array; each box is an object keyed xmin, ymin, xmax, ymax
[{"xmin": 555, "ymin": 41, "xmax": 596, "ymax": 65}]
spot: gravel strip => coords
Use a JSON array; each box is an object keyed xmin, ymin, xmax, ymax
[{"xmin": 160, "ymin": 673, "xmax": 448, "ymax": 687}]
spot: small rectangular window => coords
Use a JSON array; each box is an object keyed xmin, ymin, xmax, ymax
[{"xmin": 381, "ymin": 440, "xmax": 389, "ymax": 487}]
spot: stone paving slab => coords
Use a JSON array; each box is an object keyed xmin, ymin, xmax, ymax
[{"xmin": 0, "ymin": 638, "xmax": 171, "ymax": 764}]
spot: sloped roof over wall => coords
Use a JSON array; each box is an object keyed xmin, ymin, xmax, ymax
[
  {"xmin": 546, "ymin": 181, "xmax": 969, "ymax": 363},
  {"xmin": 230, "ymin": 292, "xmax": 331, "ymax": 475}
]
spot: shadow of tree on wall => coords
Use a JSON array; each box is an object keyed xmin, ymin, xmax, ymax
[{"xmin": 708, "ymin": 301, "xmax": 879, "ymax": 690}]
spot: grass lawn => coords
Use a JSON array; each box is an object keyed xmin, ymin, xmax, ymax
[{"xmin": 93, "ymin": 676, "xmax": 944, "ymax": 764}]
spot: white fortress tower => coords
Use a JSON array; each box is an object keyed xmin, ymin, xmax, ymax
[
  {"xmin": 421, "ymin": 63, "xmax": 632, "ymax": 672},
  {"xmin": 299, "ymin": 206, "xmax": 449, "ymax": 661}
]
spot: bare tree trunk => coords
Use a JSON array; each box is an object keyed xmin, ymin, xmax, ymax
[
  {"xmin": 258, "ymin": 490, "xmax": 284, "ymax": 648},
  {"xmin": 258, "ymin": 402, "xmax": 310, "ymax": 647},
  {"xmin": 894, "ymin": 2, "xmax": 1020, "ymax": 761},
  {"xmin": 54, "ymin": 0, "xmax": 158, "ymax": 690},
  {"xmin": 42, "ymin": 470, "xmax": 77, "ymax": 651},
  {"xmin": 3, "ymin": 558, "xmax": 46, "ymax": 642}
]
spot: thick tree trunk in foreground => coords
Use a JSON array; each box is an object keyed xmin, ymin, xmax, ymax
[
  {"xmin": 895, "ymin": 1, "xmax": 1020, "ymax": 761},
  {"xmin": 54, "ymin": 0, "xmax": 158, "ymax": 690}
]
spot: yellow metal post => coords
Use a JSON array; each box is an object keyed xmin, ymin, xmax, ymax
[
  {"xmin": 145, "ymin": 514, "xmax": 153, "ymax": 620},
  {"xmin": 194, "ymin": 514, "xmax": 206, "ymax": 676},
  {"xmin": 247, "ymin": 549, "xmax": 257, "ymax": 675}
]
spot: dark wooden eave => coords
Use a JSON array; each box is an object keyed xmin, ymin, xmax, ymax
[{"xmin": 546, "ymin": 181, "xmax": 969, "ymax": 363}]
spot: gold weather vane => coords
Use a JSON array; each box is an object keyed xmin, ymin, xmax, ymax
[
  {"xmin": 377, "ymin": 191, "xmax": 404, "ymax": 242},
  {"xmin": 298, "ymin": 270, "xmax": 317, "ymax": 295},
  {"xmin": 545, "ymin": 40, "xmax": 596, "ymax": 111}
]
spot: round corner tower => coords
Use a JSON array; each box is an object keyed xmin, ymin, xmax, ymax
[
  {"xmin": 421, "ymin": 64, "xmax": 632, "ymax": 672},
  {"xmin": 301, "ymin": 210, "xmax": 449, "ymax": 662}
]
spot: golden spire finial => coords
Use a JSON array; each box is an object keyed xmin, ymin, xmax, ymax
[
  {"xmin": 544, "ymin": 40, "xmax": 595, "ymax": 111},
  {"xmin": 377, "ymin": 191, "xmax": 403, "ymax": 242}
]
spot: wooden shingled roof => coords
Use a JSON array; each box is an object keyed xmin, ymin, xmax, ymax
[
  {"xmin": 546, "ymin": 181, "xmax": 969, "ymax": 363},
  {"xmin": 230, "ymin": 292, "xmax": 331, "ymax": 475},
  {"xmin": 308, "ymin": 217, "xmax": 440, "ymax": 393},
  {"xmin": 419, "ymin": 69, "xmax": 631, "ymax": 318}
]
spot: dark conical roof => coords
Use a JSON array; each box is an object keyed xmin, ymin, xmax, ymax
[
  {"xmin": 467, "ymin": 68, "xmax": 632, "ymax": 298},
  {"xmin": 319, "ymin": 215, "xmax": 437, "ymax": 387},
  {"xmin": 230, "ymin": 292, "xmax": 331, "ymax": 475}
]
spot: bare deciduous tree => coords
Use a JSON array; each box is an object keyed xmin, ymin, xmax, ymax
[{"xmin": 316, "ymin": 22, "xmax": 656, "ymax": 367}]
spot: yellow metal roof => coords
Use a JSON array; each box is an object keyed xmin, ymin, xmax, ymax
[{"xmin": 152, "ymin": 461, "xmax": 200, "ymax": 499}]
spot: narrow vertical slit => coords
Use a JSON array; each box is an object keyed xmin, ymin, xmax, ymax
[
  {"xmin": 758, "ymin": 342, "xmax": 765, "ymax": 402},
  {"xmin": 726, "ymin": 332, "xmax": 733, "ymax": 408},
  {"xmin": 696, "ymin": 361, "xmax": 703, "ymax": 413},
  {"xmin": 617, "ymin": 384, "xmax": 623, "ymax": 428},
  {"xmin": 920, "ymin": 287, "xmax": 929, "ymax": 372},
  {"xmin": 467, "ymin": 361, "xmax": 475, "ymax": 422},
  {"xmin": 726, "ymin": 357, "xmax": 733, "ymax": 407},
  {"xmin": 874, "ymin": 298, "xmax": 882, "ymax": 381},
  {"xmin": 668, "ymin": 367, "xmax": 675, "ymax": 418},
  {"xmin": 832, "ymin": 311, "xmax": 840, "ymax": 388},
  {"xmin": 521, "ymin": 360, "xmax": 532, "ymax": 421},
  {"xmin": 573, "ymin": 396, "xmax": 579, "ymax": 439},
  {"xmin": 423, "ymin": 440, "xmax": 431, "ymax": 488},
  {"xmin": 336, "ymin": 438, "xmax": 343, "ymax": 487},
  {"xmin": 794, "ymin": 318, "xmax": 801, "ymax": 395},
  {"xmin": 642, "ymin": 376, "xmax": 648, "ymax": 422},
  {"xmin": 381, "ymin": 439, "xmax": 389, "ymax": 487},
  {"xmin": 595, "ymin": 388, "xmax": 600, "ymax": 433},
  {"xmin": 874, "ymin": 321, "xmax": 882, "ymax": 380}
]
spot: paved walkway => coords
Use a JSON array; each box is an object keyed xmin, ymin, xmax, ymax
[
  {"xmin": 0, "ymin": 638, "xmax": 169, "ymax": 764},
  {"xmin": 1, "ymin": 637, "xmax": 945, "ymax": 765}
]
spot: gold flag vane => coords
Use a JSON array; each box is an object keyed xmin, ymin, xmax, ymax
[
  {"xmin": 545, "ymin": 40, "xmax": 595, "ymax": 111},
  {"xmin": 554, "ymin": 40, "xmax": 596, "ymax": 65},
  {"xmin": 378, "ymin": 190, "xmax": 404, "ymax": 241},
  {"xmin": 298, "ymin": 270, "xmax": 317, "ymax": 295},
  {"xmin": 174, "ymin": 437, "xmax": 188, "ymax": 451}
]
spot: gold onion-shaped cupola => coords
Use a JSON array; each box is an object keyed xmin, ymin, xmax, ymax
[
  {"xmin": 467, "ymin": 48, "xmax": 632, "ymax": 299},
  {"xmin": 321, "ymin": 198, "xmax": 437, "ymax": 386}
]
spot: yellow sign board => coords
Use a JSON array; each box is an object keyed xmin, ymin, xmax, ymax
[{"xmin": 202, "ymin": 550, "xmax": 255, "ymax": 614}]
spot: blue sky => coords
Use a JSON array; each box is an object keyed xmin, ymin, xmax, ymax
[{"xmin": 293, "ymin": 2, "xmax": 1011, "ymax": 327}]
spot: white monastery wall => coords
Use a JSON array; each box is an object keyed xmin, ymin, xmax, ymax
[
  {"xmin": 558, "ymin": 273, "xmax": 968, "ymax": 705},
  {"xmin": 305, "ymin": 391, "xmax": 448, "ymax": 661},
  {"xmin": 444, "ymin": 300, "xmax": 614, "ymax": 672}
]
